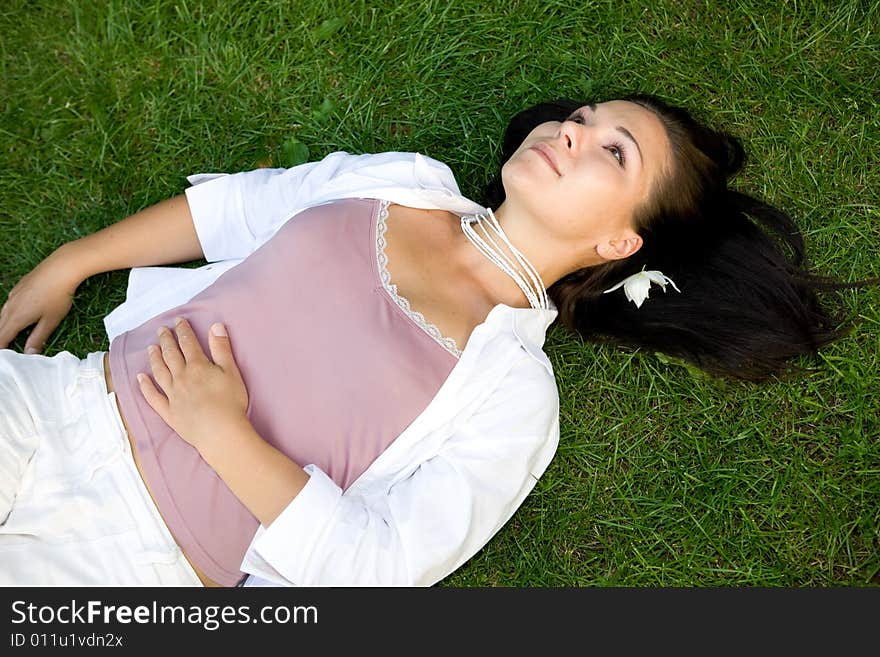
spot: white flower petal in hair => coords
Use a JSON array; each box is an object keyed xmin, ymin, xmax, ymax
[{"xmin": 603, "ymin": 265, "xmax": 681, "ymax": 308}]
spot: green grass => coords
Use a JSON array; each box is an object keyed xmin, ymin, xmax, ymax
[{"xmin": 1, "ymin": 0, "xmax": 877, "ymax": 586}]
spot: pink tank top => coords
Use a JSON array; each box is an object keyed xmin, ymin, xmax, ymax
[{"xmin": 108, "ymin": 197, "xmax": 459, "ymax": 585}]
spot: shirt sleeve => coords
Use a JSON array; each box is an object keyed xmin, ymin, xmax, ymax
[
  {"xmin": 238, "ymin": 355, "xmax": 560, "ymax": 586},
  {"xmin": 182, "ymin": 151, "xmax": 358, "ymax": 262}
]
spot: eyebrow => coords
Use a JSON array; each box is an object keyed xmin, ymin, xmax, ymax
[{"xmin": 616, "ymin": 125, "xmax": 644, "ymax": 167}]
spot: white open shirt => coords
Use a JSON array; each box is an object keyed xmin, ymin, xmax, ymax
[{"xmin": 102, "ymin": 151, "xmax": 561, "ymax": 586}]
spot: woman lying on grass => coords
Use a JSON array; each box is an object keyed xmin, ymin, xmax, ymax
[{"xmin": 0, "ymin": 93, "xmax": 872, "ymax": 586}]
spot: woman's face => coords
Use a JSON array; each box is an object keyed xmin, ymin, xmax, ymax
[{"xmin": 500, "ymin": 100, "xmax": 671, "ymax": 264}]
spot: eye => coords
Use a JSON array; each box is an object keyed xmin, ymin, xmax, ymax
[{"xmin": 607, "ymin": 142, "xmax": 626, "ymax": 168}]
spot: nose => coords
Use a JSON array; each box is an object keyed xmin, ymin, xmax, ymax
[
  {"xmin": 558, "ymin": 116, "xmax": 582, "ymax": 151},
  {"xmin": 558, "ymin": 104, "xmax": 596, "ymax": 151},
  {"xmin": 558, "ymin": 123, "xmax": 574, "ymax": 149}
]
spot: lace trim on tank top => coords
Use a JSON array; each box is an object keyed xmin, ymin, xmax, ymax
[{"xmin": 376, "ymin": 198, "xmax": 463, "ymax": 359}]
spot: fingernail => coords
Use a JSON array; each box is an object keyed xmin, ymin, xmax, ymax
[
  {"xmin": 174, "ymin": 316, "xmax": 185, "ymax": 327},
  {"xmin": 25, "ymin": 347, "xmax": 39, "ymax": 355},
  {"xmin": 211, "ymin": 322, "xmax": 227, "ymax": 337},
  {"xmin": 157, "ymin": 326, "xmax": 167, "ymax": 337}
]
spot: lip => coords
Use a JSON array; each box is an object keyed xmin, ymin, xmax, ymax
[{"xmin": 530, "ymin": 143, "xmax": 561, "ymax": 176}]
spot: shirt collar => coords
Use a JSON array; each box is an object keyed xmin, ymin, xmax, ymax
[{"xmin": 482, "ymin": 301, "xmax": 558, "ymax": 378}]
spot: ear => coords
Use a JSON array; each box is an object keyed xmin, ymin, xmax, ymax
[{"xmin": 596, "ymin": 230, "xmax": 643, "ymax": 262}]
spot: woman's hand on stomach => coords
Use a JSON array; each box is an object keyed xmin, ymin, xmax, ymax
[{"xmin": 136, "ymin": 316, "xmax": 250, "ymax": 455}]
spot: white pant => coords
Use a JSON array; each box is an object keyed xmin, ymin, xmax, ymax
[{"xmin": 0, "ymin": 349, "xmax": 203, "ymax": 586}]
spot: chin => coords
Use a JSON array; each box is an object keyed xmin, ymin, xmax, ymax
[{"xmin": 501, "ymin": 163, "xmax": 550, "ymax": 204}]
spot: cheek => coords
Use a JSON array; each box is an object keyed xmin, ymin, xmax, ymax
[
  {"xmin": 569, "ymin": 164, "xmax": 628, "ymax": 206},
  {"xmin": 562, "ymin": 173, "xmax": 632, "ymax": 233}
]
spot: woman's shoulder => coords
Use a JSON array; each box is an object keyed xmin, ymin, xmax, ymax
[
  {"xmin": 318, "ymin": 149, "xmax": 452, "ymax": 170},
  {"xmin": 323, "ymin": 150, "xmax": 459, "ymax": 187},
  {"xmin": 299, "ymin": 150, "xmax": 461, "ymax": 200}
]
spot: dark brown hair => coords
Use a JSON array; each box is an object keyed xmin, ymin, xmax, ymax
[{"xmin": 482, "ymin": 93, "xmax": 877, "ymax": 381}]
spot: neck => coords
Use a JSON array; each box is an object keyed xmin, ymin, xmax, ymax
[{"xmin": 448, "ymin": 200, "xmax": 568, "ymax": 310}]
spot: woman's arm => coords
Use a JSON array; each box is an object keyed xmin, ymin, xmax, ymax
[
  {"xmin": 1, "ymin": 194, "xmax": 204, "ymax": 352},
  {"xmin": 197, "ymin": 416, "xmax": 310, "ymax": 528},
  {"xmin": 55, "ymin": 193, "xmax": 205, "ymax": 280}
]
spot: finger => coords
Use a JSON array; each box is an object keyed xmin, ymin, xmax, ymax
[
  {"xmin": 147, "ymin": 343, "xmax": 173, "ymax": 391},
  {"xmin": 156, "ymin": 324, "xmax": 185, "ymax": 374},
  {"xmin": 208, "ymin": 322, "xmax": 239, "ymax": 373},
  {"xmin": 136, "ymin": 371, "xmax": 171, "ymax": 424},
  {"xmin": 0, "ymin": 316, "xmax": 16, "ymax": 349},
  {"xmin": 172, "ymin": 316, "xmax": 208, "ymax": 364},
  {"xmin": 25, "ymin": 317, "xmax": 59, "ymax": 355},
  {"xmin": 0, "ymin": 309, "xmax": 27, "ymax": 349}
]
